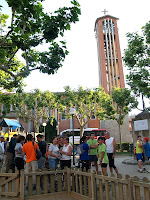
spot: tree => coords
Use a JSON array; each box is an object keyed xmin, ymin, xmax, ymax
[
  {"xmin": 123, "ymin": 21, "xmax": 150, "ymax": 110},
  {"xmin": 0, "ymin": 92, "xmax": 12, "ymax": 117},
  {"xmin": 0, "ymin": 0, "xmax": 81, "ymax": 90},
  {"xmin": 111, "ymin": 88, "xmax": 138, "ymax": 151},
  {"xmin": 61, "ymin": 86, "xmax": 115, "ymax": 138},
  {"xmin": 39, "ymin": 118, "xmax": 57, "ymax": 142},
  {"xmin": 11, "ymin": 89, "xmax": 56, "ymax": 133}
]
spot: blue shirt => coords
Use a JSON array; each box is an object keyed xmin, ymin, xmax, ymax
[
  {"xmin": 143, "ymin": 142, "xmax": 150, "ymax": 158},
  {"xmin": 80, "ymin": 142, "xmax": 89, "ymax": 161}
]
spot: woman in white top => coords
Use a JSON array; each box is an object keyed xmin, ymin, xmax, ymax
[
  {"xmin": 48, "ymin": 137, "xmax": 59, "ymax": 170},
  {"xmin": 60, "ymin": 137, "xmax": 72, "ymax": 169}
]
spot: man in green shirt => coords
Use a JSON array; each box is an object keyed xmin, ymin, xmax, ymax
[
  {"xmin": 87, "ymin": 133, "xmax": 98, "ymax": 173},
  {"xmin": 97, "ymin": 137, "xmax": 108, "ymax": 175}
]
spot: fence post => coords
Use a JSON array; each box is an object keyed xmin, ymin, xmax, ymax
[
  {"xmin": 67, "ymin": 168, "xmax": 71, "ymax": 196},
  {"xmin": 20, "ymin": 170, "xmax": 24, "ymax": 200},
  {"xmin": 91, "ymin": 170, "xmax": 96, "ymax": 200},
  {"xmin": 143, "ymin": 177, "xmax": 150, "ymax": 200},
  {"xmin": 125, "ymin": 175, "xmax": 133, "ymax": 200}
]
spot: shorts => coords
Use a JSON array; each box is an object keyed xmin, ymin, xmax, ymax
[
  {"xmin": 107, "ymin": 153, "xmax": 116, "ymax": 169},
  {"xmin": 38, "ymin": 156, "xmax": 46, "ymax": 169},
  {"xmin": 15, "ymin": 157, "xmax": 24, "ymax": 171},
  {"xmin": 60, "ymin": 160, "xmax": 71, "ymax": 170},
  {"xmin": 89, "ymin": 155, "xmax": 98, "ymax": 162},
  {"xmin": 101, "ymin": 163, "xmax": 107, "ymax": 168},
  {"xmin": 136, "ymin": 153, "xmax": 143, "ymax": 161}
]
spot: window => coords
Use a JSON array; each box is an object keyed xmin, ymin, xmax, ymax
[{"xmin": 91, "ymin": 114, "xmax": 96, "ymax": 119}]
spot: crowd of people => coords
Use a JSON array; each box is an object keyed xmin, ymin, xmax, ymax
[
  {"xmin": 79, "ymin": 132, "xmax": 119, "ymax": 175},
  {"xmin": 0, "ymin": 132, "xmax": 149, "ymax": 179}
]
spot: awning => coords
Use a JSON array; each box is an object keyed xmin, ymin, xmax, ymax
[{"xmin": 0, "ymin": 118, "xmax": 23, "ymax": 130}]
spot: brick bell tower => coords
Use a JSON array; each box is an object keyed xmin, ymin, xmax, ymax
[
  {"xmin": 94, "ymin": 12, "xmax": 132, "ymax": 144},
  {"xmin": 94, "ymin": 12, "xmax": 125, "ymax": 94}
]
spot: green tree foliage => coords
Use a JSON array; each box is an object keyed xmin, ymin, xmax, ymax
[
  {"xmin": 111, "ymin": 87, "xmax": 138, "ymax": 151},
  {"xmin": 124, "ymin": 21, "xmax": 150, "ymax": 100},
  {"xmin": 0, "ymin": 92, "xmax": 12, "ymax": 117},
  {"xmin": 10, "ymin": 89, "xmax": 56, "ymax": 133},
  {"xmin": 39, "ymin": 118, "xmax": 57, "ymax": 142},
  {"xmin": 0, "ymin": 0, "xmax": 81, "ymax": 90},
  {"xmin": 61, "ymin": 86, "xmax": 115, "ymax": 138}
]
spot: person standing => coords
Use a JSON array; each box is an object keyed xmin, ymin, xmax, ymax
[
  {"xmin": 87, "ymin": 133, "xmax": 98, "ymax": 173},
  {"xmin": 60, "ymin": 137, "xmax": 72, "ymax": 169},
  {"xmin": 4, "ymin": 137, "xmax": 9, "ymax": 153},
  {"xmin": 97, "ymin": 137, "xmax": 108, "ymax": 175},
  {"xmin": 6, "ymin": 134, "xmax": 18, "ymax": 172},
  {"xmin": 22, "ymin": 134, "xmax": 39, "ymax": 189},
  {"xmin": 143, "ymin": 137, "xmax": 150, "ymax": 172},
  {"xmin": 48, "ymin": 137, "xmax": 59, "ymax": 170},
  {"xmin": 0, "ymin": 135, "xmax": 5, "ymax": 172},
  {"xmin": 79, "ymin": 136, "xmax": 89, "ymax": 171},
  {"xmin": 58, "ymin": 136, "xmax": 64, "ymax": 150},
  {"xmin": 136, "ymin": 135, "xmax": 145, "ymax": 173},
  {"xmin": 36, "ymin": 134, "xmax": 46, "ymax": 170},
  {"xmin": 15, "ymin": 136, "xmax": 25, "ymax": 172},
  {"xmin": 105, "ymin": 131, "xmax": 119, "ymax": 175}
]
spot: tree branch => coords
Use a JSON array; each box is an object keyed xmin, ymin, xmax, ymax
[
  {"xmin": 17, "ymin": 67, "xmax": 41, "ymax": 77},
  {"xmin": 75, "ymin": 114, "xmax": 82, "ymax": 127},
  {"xmin": 5, "ymin": 48, "xmax": 19, "ymax": 68},
  {"xmin": 0, "ymin": 65, "xmax": 16, "ymax": 78}
]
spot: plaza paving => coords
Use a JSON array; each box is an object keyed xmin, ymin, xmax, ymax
[{"xmin": 97, "ymin": 155, "xmax": 150, "ymax": 181}]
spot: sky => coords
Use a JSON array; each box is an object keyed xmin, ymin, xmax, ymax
[{"xmin": 1, "ymin": 0, "xmax": 150, "ymax": 114}]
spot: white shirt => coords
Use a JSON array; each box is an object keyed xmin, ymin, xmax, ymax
[
  {"xmin": 0, "ymin": 141, "xmax": 5, "ymax": 155},
  {"xmin": 48, "ymin": 144, "xmax": 59, "ymax": 159},
  {"xmin": 105, "ymin": 137, "xmax": 114, "ymax": 153},
  {"xmin": 61, "ymin": 144, "xmax": 72, "ymax": 160}
]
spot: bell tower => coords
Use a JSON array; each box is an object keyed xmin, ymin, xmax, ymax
[{"xmin": 95, "ymin": 13, "xmax": 125, "ymax": 93}]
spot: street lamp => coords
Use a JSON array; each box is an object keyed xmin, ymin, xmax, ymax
[
  {"xmin": 69, "ymin": 107, "xmax": 76, "ymax": 166},
  {"xmin": 42, "ymin": 122, "xmax": 47, "ymax": 137}
]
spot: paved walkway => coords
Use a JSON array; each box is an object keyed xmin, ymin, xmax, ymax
[{"xmin": 97, "ymin": 155, "xmax": 150, "ymax": 181}]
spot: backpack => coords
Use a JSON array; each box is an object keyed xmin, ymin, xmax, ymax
[{"xmin": 77, "ymin": 143, "xmax": 85, "ymax": 155}]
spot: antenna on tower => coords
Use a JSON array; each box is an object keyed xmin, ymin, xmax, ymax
[{"xmin": 102, "ymin": 9, "xmax": 108, "ymax": 15}]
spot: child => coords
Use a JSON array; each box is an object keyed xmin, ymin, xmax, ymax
[{"xmin": 143, "ymin": 137, "xmax": 150, "ymax": 173}]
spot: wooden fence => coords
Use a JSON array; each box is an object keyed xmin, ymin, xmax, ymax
[{"xmin": 0, "ymin": 167, "xmax": 150, "ymax": 200}]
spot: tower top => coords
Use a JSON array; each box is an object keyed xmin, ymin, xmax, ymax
[{"xmin": 94, "ymin": 15, "xmax": 119, "ymax": 31}]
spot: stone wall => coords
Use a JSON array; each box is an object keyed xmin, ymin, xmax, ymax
[{"xmin": 100, "ymin": 115, "xmax": 132, "ymax": 143}]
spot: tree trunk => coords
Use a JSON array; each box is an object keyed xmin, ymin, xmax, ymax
[
  {"xmin": 118, "ymin": 122, "xmax": 122, "ymax": 152},
  {"xmin": 34, "ymin": 120, "xmax": 39, "ymax": 133},
  {"xmin": 80, "ymin": 126, "xmax": 84, "ymax": 138}
]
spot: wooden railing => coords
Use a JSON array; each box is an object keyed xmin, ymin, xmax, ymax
[{"xmin": 0, "ymin": 167, "xmax": 150, "ymax": 200}]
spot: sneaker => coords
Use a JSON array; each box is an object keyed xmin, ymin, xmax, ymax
[
  {"xmin": 143, "ymin": 168, "xmax": 147, "ymax": 173},
  {"xmin": 147, "ymin": 169, "xmax": 150, "ymax": 173},
  {"xmin": 138, "ymin": 169, "xmax": 143, "ymax": 173}
]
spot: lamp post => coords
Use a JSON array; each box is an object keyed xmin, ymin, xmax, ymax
[
  {"xmin": 69, "ymin": 107, "xmax": 76, "ymax": 166},
  {"xmin": 42, "ymin": 122, "xmax": 47, "ymax": 137}
]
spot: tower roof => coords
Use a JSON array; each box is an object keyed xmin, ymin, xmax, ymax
[{"xmin": 94, "ymin": 15, "xmax": 119, "ymax": 30}]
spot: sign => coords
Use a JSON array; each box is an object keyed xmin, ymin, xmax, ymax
[
  {"xmin": 134, "ymin": 119, "xmax": 148, "ymax": 131},
  {"xmin": 69, "ymin": 136, "xmax": 80, "ymax": 144}
]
